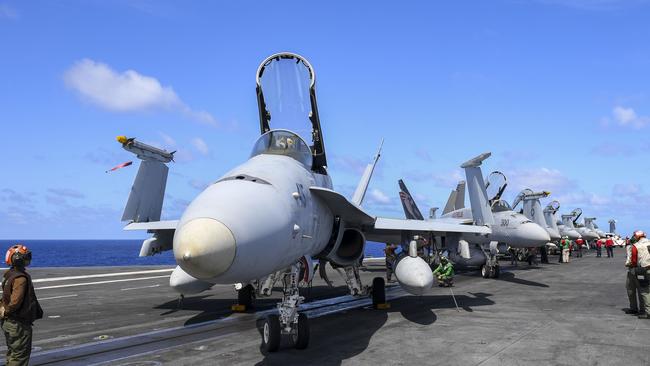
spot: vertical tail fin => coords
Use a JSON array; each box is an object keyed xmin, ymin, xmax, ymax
[
  {"xmin": 543, "ymin": 201, "xmax": 560, "ymax": 231},
  {"xmin": 460, "ymin": 152, "xmax": 495, "ymax": 226},
  {"xmin": 398, "ymin": 179, "xmax": 425, "ymax": 220},
  {"xmin": 351, "ymin": 139, "xmax": 383, "ymax": 206},
  {"xmin": 454, "ymin": 181, "xmax": 466, "ymax": 210},
  {"xmin": 584, "ymin": 217, "xmax": 597, "ymax": 230},
  {"xmin": 442, "ymin": 190, "xmax": 458, "ymax": 215}
]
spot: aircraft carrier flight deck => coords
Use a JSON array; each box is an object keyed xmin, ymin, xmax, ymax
[{"xmin": 4, "ymin": 248, "xmax": 646, "ymax": 366}]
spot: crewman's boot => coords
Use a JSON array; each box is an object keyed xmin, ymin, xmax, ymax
[{"xmin": 623, "ymin": 308, "xmax": 639, "ymax": 315}]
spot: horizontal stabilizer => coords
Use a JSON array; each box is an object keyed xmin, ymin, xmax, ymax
[{"xmin": 124, "ymin": 220, "xmax": 178, "ymax": 231}]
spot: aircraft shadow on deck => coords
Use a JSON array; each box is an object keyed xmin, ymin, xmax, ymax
[
  {"xmin": 497, "ymin": 271, "xmax": 549, "ymax": 288},
  {"xmin": 154, "ymin": 284, "xmax": 363, "ymax": 326},
  {"xmin": 255, "ymin": 291, "xmax": 494, "ymax": 366}
]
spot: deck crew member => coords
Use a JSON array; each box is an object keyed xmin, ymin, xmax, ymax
[
  {"xmin": 561, "ymin": 237, "xmax": 571, "ymax": 263},
  {"xmin": 625, "ymin": 238, "xmax": 643, "ymax": 315},
  {"xmin": 606, "ymin": 236, "xmax": 615, "ymax": 258},
  {"xmin": 384, "ymin": 243, "xmax": 398, "ymax": 282},
  {"xmin": 596, "ymin": 238, "xmax": 603, "ymax": 258},
  {"xmin": 433, "ymin": 256, "xmax": 454, "ymax": 287},
  {"xmin": 575, "ymin": 238, "xmax": 584, "ymax": 258},
  {"xmin": 1, "ymin": 244, "xmax": 43, "ymax": 366},
  {"xmin": 631, "ymin": 231, "xmax": 650, "ymax": 319}
]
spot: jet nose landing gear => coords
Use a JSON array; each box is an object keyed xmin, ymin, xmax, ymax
[{"xmin": 261, "ymin": 261, "xmax": 311, "ymax": 352}]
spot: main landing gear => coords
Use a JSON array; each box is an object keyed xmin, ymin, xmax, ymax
[
  {"xmin": 262, "ymin": 262, "xmax": 310, "ymax": 352},
  {"xmin": 481, "ymin": 242, "xmax": 500, "ymax": 279}
]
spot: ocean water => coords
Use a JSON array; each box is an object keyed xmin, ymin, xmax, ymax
[{"xmin": 0, "ymin": 240, "xmax": 386, "ymax": 267}]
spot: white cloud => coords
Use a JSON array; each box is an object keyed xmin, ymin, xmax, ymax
[
  {"xmin": 158, "ymin": 132, "xmax": 176, "ymax": 147},
  {"xmin": 507, "ymin": 167, "xmax": 576, "ymax": 193},
  {"xmin": 369, "ymin": 188, "xmax": 391, "ymax": 204},
  {"xmin": 0, "ymin": 4, "xmax": 18, "ymax": 19},
  {"xmin": 191, "ymin": 137, "xmax": 209, "ymax": 155},
  {"xmin": 64, "ymin": 59, "xmax": 217, "ymax": 125},
  {"xmin": 603, "ymin": 106, "xmax": 650, "ymax": 129}
]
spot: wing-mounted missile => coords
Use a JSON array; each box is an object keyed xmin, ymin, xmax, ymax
[
  {"xmin": 117, "ymin": 136, "xmax": 175, "ymax": 223},
  {"xmin": 116, "ymin": 136, "xmax": 177, "ymax": 257},
  {"xmin": 117, "ymin": 136, "xmax": 175, "ymax": 163}
]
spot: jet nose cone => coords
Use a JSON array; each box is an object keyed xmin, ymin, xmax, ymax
[
  {"xmin": 521, "ymin": 223, "xmax": 551, "ymax": 246},
  {"xmin": 567, "ymin": 230, "xmax": 581, "ymax": 240},
  {"xmin": 174, "ymin": 218, "xmax": 236, "ymax": 279},
  {"xmin": 548, "ymin": 229, "xmax": 561, "ymax": 241}
]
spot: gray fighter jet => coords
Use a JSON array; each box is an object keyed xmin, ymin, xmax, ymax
[
  {"xmin": 512, "ymin": 189, "xmax": 560, "ymax": 241},
  {"xmin": 569, "ymin": 208, "xmax": 600, "ymax": 242},
  {"xmin": 117, "ymin": 52, "xmax": 492, "ymax": 352},
  {"xmin": 399, "ymin": 155, "xmax": 550, "ymax": 278},
  {"xmin": 543, "ymin": 201, "xmax": 580, "ymax": 241}
]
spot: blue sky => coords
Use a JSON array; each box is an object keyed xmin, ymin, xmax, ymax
[{"xmin": 1, "ymin": 0, "xmax": 649, "ymax": 239}]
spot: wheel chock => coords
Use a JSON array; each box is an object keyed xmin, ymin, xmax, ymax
[
  {"xmin": 374, "ymin": 303, "xmax": 391, "ymax": 310},
  {"xmin": 231, "ymin": 304, "xmax": 247, "ymax": 312}
]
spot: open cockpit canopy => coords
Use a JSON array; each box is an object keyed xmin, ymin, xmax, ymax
[
  {"xmin": 256, "ymin": 52, "xmax": 327, "ymax": 172},
  {"xmin": 491, "ymin": 199, "xmax": 512, "ymax": 213},
  {"xmin": 250, "ymin": 130, "xmax": 312, "ymax": 168}
]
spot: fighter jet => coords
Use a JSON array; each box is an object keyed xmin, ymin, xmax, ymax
[
  {"xmin": 569, "ymin": 208, "xmax": 600, "ymax": 242},
  {"xmin": 398, "ymin": 156, "xmax": 550, "ymax": 278},
  {"xmin": 512, "ymin": 189, "xmax": 560, "ymax": 241},
  {"xmin": 117, "ymin": 52, "xmax": 492, "ymax": 352},
  {"xmin": 542, "ymin": 201, "xmax": 580, "ymax": 241},
  {"xmin": 584, "ymin": 217, "xmax": 606, "ymax": 238}
]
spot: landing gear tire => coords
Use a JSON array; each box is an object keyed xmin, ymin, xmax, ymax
[
  {"xmin": 372, "ymin": 277, "xmax": 386, "ymax": 307},
  {"xmin": 238, "ymin": 284, "xmax": 254, "ymax": 309},
  {"xmin": 262, "ymin": 314, "xmax": 281, "ymax": 352},
  {"xmin": 292, "ymin": 313, "xmax": 310, "ymax": 349},
  {"xmin": 481, "ymin": 265, "xmax": 490, "ymax": 279},
  {"xmin": 491, "ymin": 265, "xmax": 500, "ymax": 278}
]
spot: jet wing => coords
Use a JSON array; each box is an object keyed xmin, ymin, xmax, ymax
[
  {"xmin": 124, "ymin": 220, "xmax": 179, "ymax": 231},
  {"xmin": 373, "ymin": 217, "xmax": 490, "ymax": 234},
  {"xmin": 309, "ymin": 187, "xmax": 375, "ymax": 226},
  {"xmin": 365, "ymin": 217, "xmax": 490, "ymax": 243}
]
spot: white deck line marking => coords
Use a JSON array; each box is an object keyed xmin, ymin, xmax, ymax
[
  {"xmin": 120, "ymin": 284, "xmax": 161, "ymax": 291},
  {"xmin": 35, "ymin": 275, "xmax": 170, "ymax": 290},
  {"xmin": 32, "ymin": 269, "xmax": 174, "ymax": 283},
  {"xmin": 39, "ymin": 294, "xmax": 78, "ymax": 300}
]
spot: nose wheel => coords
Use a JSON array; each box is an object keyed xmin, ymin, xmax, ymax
[{"xmin": 262, "ymin": 261, "xmax": 310, "ymax": 352}]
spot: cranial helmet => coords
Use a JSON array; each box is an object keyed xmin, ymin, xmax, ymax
[
  {"xmin": 631, "ymin": 231, "xmax": 646, "ymax": 244},
  {"xmin": 440, "ymin": 256, "xmax": 448, "ymax": 263},
  {"xmin": 5, "ymin": 244, "xmax": 32, "ymax": 267}
]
